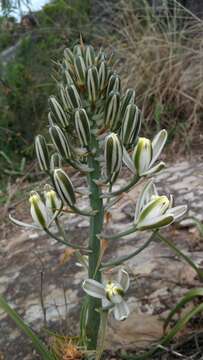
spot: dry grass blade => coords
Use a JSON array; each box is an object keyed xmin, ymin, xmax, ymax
[{"xmin": 101, "ymin": 0, "xmax": 203, "ymax": 152}]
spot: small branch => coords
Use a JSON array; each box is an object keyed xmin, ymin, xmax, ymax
[
  {"xmin": 44, "ymin": 228, "xmax": 92, "ymax": 253},
  {"xmin": 100, "ymin": 232, "xmax": 156, "ymax": 270},
  {"xmin": 101, "ymin": 175, "xmax": 140, "ymax": 198},
  {"xmin": 99, "ymin": 225, "xmax": 136, "ymax": 240},
  {"xmin": 157, "ymin": 232, "xmax": 203, "ymax": 281}
]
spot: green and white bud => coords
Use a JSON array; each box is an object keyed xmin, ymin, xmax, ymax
[
  {"xmin": 105, "ymin": 91, "xmax": 120, "ymax": 130},
  {"xmin": 65, "ymin": 84, "xmax": 82, "ymax": 110},
  {"xmin": 53, "ymin": 168, "xmax": 76, "ymax": 207},
  {"xmin": 49, "ymin": 125, "xmax": 71, "ymax": 160},
  {"xmin": 85, "ymin": 45, "xmax": 95, "ymax": 66},
  {"xmin": 98, "ymin": 61, "xmax": 108, "ymax": 92},
  {"xmin": 49, "ymin": 96, "xmax": 69, "ymax": 128},
  {"xmin": 44, "ymin": 184, "xmax": 62, "ymax": 217},
  {"xmin": 133, "ymin": 137, "xmax": 152, "ymax": 176},
  {"xmin": 64, "ymin": 47, "xmax": 74, "ymax": 64},
  {"xmin": 86, "ymin": 65, "xmax": 99, "ymax": 103},
  {"xmin": 121, "ymin": 104, "xmax": 141, "ymax": 146},
  {"xmin": 74, "ymin": 55, "xmax": 86, "ymax": 86},
  {"xmin": 96, "ymin": 47, "xmax": 106, "ymax": 64},
  {"xmin": 73, "ymin": 44, "xmax": 83, "ymax": 57},
  {"xmin": 29, "ymin": 191, "xmax": 48, "ymax": 229},
  {"xmin": 50, "ymin": 152, "xmax": 62, "ymax": 172},
  {"xmin": 104, "ymin": 133, "xmax": 123, "ymax": 183},
  {"xmin": 120, "ymin": 89, "xmax": 135, "ymax": 119},
  {"xmin": 75, "ymin": 108, "xmax": 91, "ymax": 148},
  {"xmin": 35, "ymin": 135, "xmax": 49, "ymax": 172},
  {"xmin": 64, "ymin": 70, "xmax": 75, "ymax": 86},
  {"xmin": 107, "ymin": 73, "xmax": 121, "ymax": 95}
]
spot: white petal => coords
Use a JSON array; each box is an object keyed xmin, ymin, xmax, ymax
[
  {"xmin": 82, "ymin": 279, "xmax": 106, "ymax": 299},
  {"xmin": 113, "ymin": 300, "xmax": 130, "ymax": 321},
  {"xmin": 122, "ymin": 146, "xmax": 135, "ymax": 173},
  {"xmin": 137, "ymin": 214, "xmax": 174, "ymax": 230},
  {"xmin": 142, "ymin": 161, "xmax": 166, "ymax": 176},
  {"xmin": 166, "ymin": 205, "xmax": 187, "ymax": 221},
  {"xmin": 117, "ymin": 269, "xmax": 130, "ymax": 292},
  {"xmin": 9, "ymin": 214, "xmax": 39, "ymax": 229},
  {"xmin": 102, "ymin": 297, "xmax": 112, "ymax": 309},
  {"xmin": 134, "ymin": 180, "xmax": 157, "ymax": 220},
  {"xmin": 151, "ymin": 129, "xmax": 167, "ymax": 166}
]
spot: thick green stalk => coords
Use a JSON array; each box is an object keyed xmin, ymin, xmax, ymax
[{"xmin": 85, "ymin": 135, "xmax": 104, "ymax": 349}]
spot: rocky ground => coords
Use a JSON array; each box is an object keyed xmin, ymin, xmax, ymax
[{"xmin": 0, "ymin": 156, "xmax": 203, "ymax": 359}]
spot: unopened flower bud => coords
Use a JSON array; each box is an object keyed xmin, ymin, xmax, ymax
[
  {"xmin": 98, "ymin": 61, "xmax": 108, "ymax": 92},
  {"xmin": 96, "ymin": 47, "xmax": 106, "ymax": 64},
  {"xmin": 86, "ymin": 66, "xmax": 99, "ymax": 103},
  {"xmin": 44, "ymin": 184, "xmax": 62, "ymax": 217},
  {"xmin": 104, "ymin": 133, "xmax": 123, "ymax": 183},
  {"xmin": 64, "ymin": 70, "xmax": 75, "ymax": 86},
  {"xmin": 50, "ymin": 153, "xmax": 62, "ymax": 172},
  {"xmin": 73, "ymin": 44, "xmax": 83, "ymax": 57},
  {"xmin": 74, "ymin": 55, "xmax": 86, "ymax": 86},
  {"xmin": 65, "ymin": 84, "xmax": 82, "ymax": 110},
  {"xmin": 85, "ymin": 45, "xmax": 95, "ymax": 66},
  {"xmin": 29, "ymin": 191, "xmax": 48, "ymax": 229},
  {"xmin": 49, "ymin": 125, "xmax": 71, "ymax": 160},
  {"xmin": 35, "ymin": 135, "xmax": 49, "ymax": 172},
  {"xmin": 121, "ymin": 104, "xmax": 141, "ymax": 146},
  {"xmin": 105, "ymin": 91, "xmax": 120, "ymax": 130},
  {"xmin": 53, "ymin": 168, "xmax": 76, "ymax": 207},
  {"xmin": 75, "ymin": 108, "xmax": 91, "ymax": 148},
  {"xmin": 64, "ymin": 47, "xmax": 74, "ymax": 64},
  {"xmin": 120, "ymin": 89, "xmax": 135, "ymax": 119},
  {"xmin": 133, "ymin": 138, "xmax": 152, "ymax": 176},
  {"xmin": 107, "ymin": 73, "xmax": 121, "ymax": 95},
  {"xmin": 49, "ymin": 96, "xmax": 69, "ymax": 128}
]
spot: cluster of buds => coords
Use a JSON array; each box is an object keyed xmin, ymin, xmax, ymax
[{"xmin": 33, "ymin": 40, "xmax": 145, "ymax": 187}]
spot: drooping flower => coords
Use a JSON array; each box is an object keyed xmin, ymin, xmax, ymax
[
  {"xmin": 123, "ymin": 129, "xmax": 167, "ymax": 176},
  {"xmin": 82, "ymin": 269, "xmax": 130, "ymax": 321},
  {"xmin": 134, "ymin": 181, "xmax": 187, "ymax": 230}
]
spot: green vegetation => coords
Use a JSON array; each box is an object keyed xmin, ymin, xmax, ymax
[{"xmin": 0, "ymin": 0, "xmax": 91, "ymax": 186}]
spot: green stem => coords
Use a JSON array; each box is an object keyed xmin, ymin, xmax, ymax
[
  {"xmin": 45, "ymin": 228, "xmax": 91, "ymax": 253},
  {"xmin": 85, "ymin": 135, "xmax": 104, "ymax": 350},
  {"xmin": 157, "ymin": 232, "xmax": 203, "ymax": 281},
  {"xmin": 101, "ymin": 225, "xmax": 136, "ymax": 240},
  {"xmin": 101, "ymin": 175, "xmax": 140, "ymax": 198},
  {"xmin": 100, "ymin": 232, "xmax": 156, "ymax": 270}
]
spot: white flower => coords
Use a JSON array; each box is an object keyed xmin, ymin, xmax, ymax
[
  {"xmin": 82, "ymin": 269, "xmax": 130, "ymax": 321},
  {"xmin": 134, "ymin": 181, "xmax": 187, "ymax": 230},
  {"xmin": 123, "ymin": 129, "xmax": 167, "ymax": 176}
]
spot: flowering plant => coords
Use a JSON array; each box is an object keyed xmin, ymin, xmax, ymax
[{"xmin": 3, "ymin": 39, "xmax": 189, "ymax": 359}]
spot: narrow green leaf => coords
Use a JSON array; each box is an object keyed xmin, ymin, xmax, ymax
[
  {"xmin": 0, "ymin": 295, "xmax": 56, "ymax": 360},
  {"xmin": 164, "ymin": 288, "xmax": 203, "ymax": 332}
]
